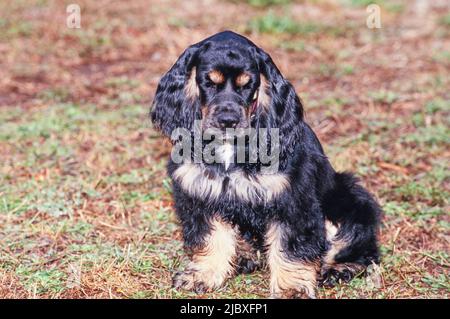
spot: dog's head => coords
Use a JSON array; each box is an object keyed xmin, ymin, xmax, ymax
[{"xmin": 151, "ymin": 31, "xmax": 304, "ymax": 155}]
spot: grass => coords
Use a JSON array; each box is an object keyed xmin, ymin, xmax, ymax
[
  {"xmin": 248, "ymin": 11, "xmax": 351, "ymax": 37},
  {"xmin": 440, "ymin": 13, "xmax": 450, "ymax": 26},
  {"xmin": 249, "ymin": 11, "xmax": 322, "ymax": 35},
  {"xmin": 239, "ymin": 0, "xmax": 292, "ymax": 7},
  {"xmin": 278, "ymin": 40, "xmax": 306, "ymax": 52},
  {"xmin": 368, "ymin": 90, "xmax": 399, "ymax": 104},
  {"xmin": 0, "ymin": 0, "xmax": 449, "ymax": 299},
  {"xmin": 343, "ymin": 0, "xmax": 405, "ymax": 13}
]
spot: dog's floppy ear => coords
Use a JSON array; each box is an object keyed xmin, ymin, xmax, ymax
[
  {"xmin": 253, "ymin": 47, "xmax": 304, "ymax": 157},
  {"xmin": 151, "ymin": 44, "xmax": 202, "ymax": 138}
]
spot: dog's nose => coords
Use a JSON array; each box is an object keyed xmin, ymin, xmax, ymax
[{"xmin": 217, "ymin": 113, "xmax": 240, "ymax": 129}]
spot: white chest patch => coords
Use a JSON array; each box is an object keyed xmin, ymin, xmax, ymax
[
  {"xmin": 173, "ymin": 163, "xmax": 289, "ymax": 204},
  {"xmin": 216, "ymin": 143, "xmax": 234, "ymax": 171}
]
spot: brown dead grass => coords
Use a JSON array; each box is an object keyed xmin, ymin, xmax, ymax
[{"xmin": 0, "ymin": 0, "xmax": 448, "ymax": 299}]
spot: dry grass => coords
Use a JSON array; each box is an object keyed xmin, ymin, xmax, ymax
[{"xmin": 0, "ymin": 0, "xmax": 449, "ymax": 298}]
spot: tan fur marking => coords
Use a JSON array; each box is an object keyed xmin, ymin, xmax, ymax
[
  {"xmin": 173, "ymin": 163, "xmax": 223, "ymax": 200},
  {"xmin": 323, "ymin": 220, "xmax": 347, "ymax": 266},
  {"xmin": 323, "ymin": 238, "xmax": 347, "ymax": 266},
  {"xmin": 236, "ymin": 72, "xmax": 251, "ymax": 87},
  {"xmin": 321, "ymin": 220, "xmax": 365, "ymax": 278},
  {"xmin": 201, "ymin": 105, "xmax": 209, "ymax": 119},
  {"xmin": 208, "ymin": 70, "xmax": 225, "ymax": 84},
  {"xmin": 325, "ymin": 219, "xmax": 339, "ymax": 241},
  {"xmin": 185, "ymin": 67, "xmax": 199, "ymax": 100},
  {"xmin": 173, "ymin": 163, "xmax": 289, "ymax": 203},
  {"xmin": 266, "ymin": 223, "xmax": 319, "ymax": 299},
  {"xmin": 256, "ymin": 173, "xmax": 290, "ymax": 200},
  {"xmin": 258, "ymin": 74, "xmax": 271, "ymax": 110},
  {"xmin": 174, "ymin": 217, "xmax": 237, "ymax": 291},
  {"xmin": 228, "ymin": 170, "xmax": 289, "ymax": 203}
]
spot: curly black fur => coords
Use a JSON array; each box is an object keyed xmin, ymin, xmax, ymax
[{"xmin": 150, "ymin": 31, "xmax": 381, "ymax": 298}]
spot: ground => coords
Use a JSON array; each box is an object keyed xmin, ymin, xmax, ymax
[{"xmin": 0, "ymin": 0, "xmax": 448, "ymax": 299}]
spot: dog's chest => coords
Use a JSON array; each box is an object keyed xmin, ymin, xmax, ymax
[{"xmin": 172, "ymin": 163, "xmax": 289, "ymax": 204}]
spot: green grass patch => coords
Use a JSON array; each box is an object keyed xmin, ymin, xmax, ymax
[
  {"xmin": 439, "ymin": 13, "xmax": 450, "ymax": 26},
  {"xmin": 249, "ymin": 12, "xmax": 322, "ymax": 35},
  {"xmin": 395, "ymin": 181, "xmax": 448, "ymax": 206},
  {"xmin": 368, "ymin": 90, "xmax": 399, "ymax": 104},
  {"xmin": 236, "ymin": 0, "xmax": 291, "ymax": 7},
  {"xmin": 422, "ymin": 274, "xmax": 450, "ymax": 292},
  {"xmin": 425, "ymin": 98, "xmax": 449, "ymax": 115},
  {"xmin": 16, "ymin": 266, "xmax": 67, "ymax": 294},
  {"xmin": 404, "ymin": 124, "xmax": 449, "ymax": 146},
  {"xmin": 342, "ymin": 0, "xmax": 404, "ymax": 13},
  {"xmin": 277, "ymin": 39, "xmax": 305, "ymax": 52}
]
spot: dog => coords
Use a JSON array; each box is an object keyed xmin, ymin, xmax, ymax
[{"xmin": 150, "ymin": 31, "xmax": 381, "ymax": 298}]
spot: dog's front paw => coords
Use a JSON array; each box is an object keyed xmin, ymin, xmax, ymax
[
  {"xmin": 318, "ymin": 269, "xmax": 353, "ymax": 288},
  {"xmin": 173, "ymin": 269, "xmax": 207, "ymax": 294},
  {"xmin": 172, "ymin": 265, "xmax": 226, "ymax": 294},
  {"xmin": 270, "ymin": 285, "xmax": 316, "ymax": 299},
  {"xmin": 318, "ymin": 263, "xmax": 366, "ymax": 288}
]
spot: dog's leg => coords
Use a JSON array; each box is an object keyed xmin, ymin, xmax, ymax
[
  {"xmin": 318, "ymin": 220, "xmax": 377, "ymax": 287},
  {"xmin": 266, "ymin": 223, "xmax": 320, "ymax": 299},
  {"xmin": 173, "ymin": 216, "xmax": 237, "ymax": 293},
  {"xmin": 319, "ymin": 172, "xmax": 381, "ymax": 287}
]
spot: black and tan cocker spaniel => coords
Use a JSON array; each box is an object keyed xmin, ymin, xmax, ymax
[{"xmin": 150, "ymin": 31, "xmax": 381, "ymax": 298}]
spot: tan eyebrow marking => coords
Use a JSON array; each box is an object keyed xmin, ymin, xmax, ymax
[
  {"xmin": 208, "ymin": 70, "xmax": 225, "ymax": 84},
  {"xmin": 236, "ymin": 72, "xmax": 251, "ymax": 87}
]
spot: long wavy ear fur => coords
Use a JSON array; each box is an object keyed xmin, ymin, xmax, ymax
[
  {"xmin": 150, "ymin": 44, "xmax": 201, "ymax": 138},
  {"xmin": 254, "ymin": 47, "xmax": 304, "ymax": 160}
]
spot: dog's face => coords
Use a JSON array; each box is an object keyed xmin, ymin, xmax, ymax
[
  {"xmin": 194, "ymin": 47, "xmax": 260, "ymax": 132},
  {"xmin": 151, "ymin": 31, "xmax": 304, "ymax": 162}
]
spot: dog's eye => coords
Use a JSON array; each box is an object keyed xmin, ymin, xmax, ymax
[
  {"xmin": 235, "ymin": 83, "xmax": 251, "ymax": 94},
  {"xmin": 205, "ymin": 78, "xmax": 220, "ymax": 89},
  {"xmin": 205, "ymin": 80, "xmax": 215, "ymax": 88}
]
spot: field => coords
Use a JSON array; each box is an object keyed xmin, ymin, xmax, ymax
[{"xmin": 0, "ymin": 0, "xmax": 448, "ymax": 298}]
